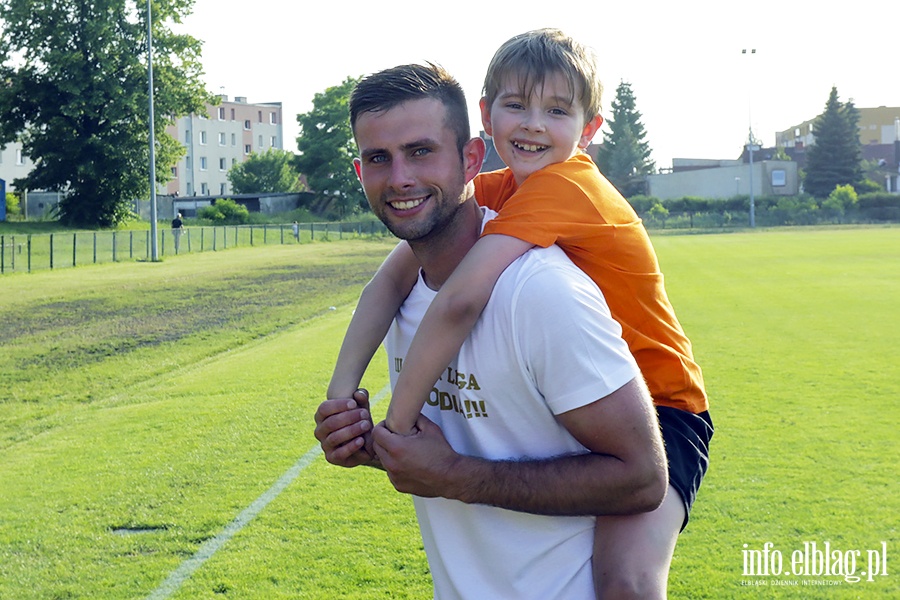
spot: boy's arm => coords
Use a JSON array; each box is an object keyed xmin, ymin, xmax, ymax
[
  {"xmin": 327, "ymin": 241, "xmax": 420, "ymax": 400},
  {"xmin": 384, "ymin": 233, "xmax": 533, "ymax": 434}
]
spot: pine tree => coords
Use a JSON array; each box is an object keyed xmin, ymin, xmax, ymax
[
  {"xmin": 595, "ymin": 81, "xmax": 656, "ymax": 197},
  {"xmin": 803, "ymin": 87, "xmax": 864, "ymax": 198}
]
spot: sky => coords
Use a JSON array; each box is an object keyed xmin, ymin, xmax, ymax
[{"xmin": 178, "ymin": 0, "xmax": 898, "ymax": 169}]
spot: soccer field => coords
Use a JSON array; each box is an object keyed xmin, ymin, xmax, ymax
[{"xmin": 0, "ymin": 226, "xmax": 897, "ymax": 598}]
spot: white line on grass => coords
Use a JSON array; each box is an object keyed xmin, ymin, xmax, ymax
[{"xmin": 146, "ymin": 384, "xmax": 390, "ymax": 600}]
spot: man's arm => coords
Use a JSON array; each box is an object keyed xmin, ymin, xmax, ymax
[{"xmin": 372, "ymin": 377, "xmax": 667, "ymax": 516}]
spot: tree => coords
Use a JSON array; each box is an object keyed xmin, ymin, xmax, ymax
[
  {"xmin": 803, "ymin": 87, "xmax": 863, "ymax": 198},
  {"xmin": 0, "ymin": 0, "xmax": 211, "ymax": 227},
  {"xmin": 295, "ymin": 77, "xmax": 367, "ymax": 218},
  {"xmin": 595, "ymin": 81, "xmax": 656, "ymax": 197},
  {"xmin": 227, "ymin": 149, "xmax": 305, "ymax": 194}
]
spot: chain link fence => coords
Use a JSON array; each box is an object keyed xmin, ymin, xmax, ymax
[{"xmin": 1, "ymin": 220, "xmax": 391, "ymax": 275}]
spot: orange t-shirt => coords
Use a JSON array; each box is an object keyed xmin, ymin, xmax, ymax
[{"xmin": 475, "ymin": 153, "xmax": 708, "ymax": 413}]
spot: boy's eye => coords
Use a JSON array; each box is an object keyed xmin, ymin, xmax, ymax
[
  {"xmin": 504, "ymin": 101, "xmax": 525, "ymax": 110},
  {"xmin": 549, "ymin": 107, "xmax": 568, "ymax": 116}
]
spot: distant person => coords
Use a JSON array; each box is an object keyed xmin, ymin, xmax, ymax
[
  {"xmin": 171, "ymin": 213, "xmax": 184, "ymax": 254},
  {"xmin": 292, "ymin": 220, "xmax": 300, "ymax": 242},
  {"xmin": 328, "ymin": 30, "xmax": 713, "ymax": 599}
]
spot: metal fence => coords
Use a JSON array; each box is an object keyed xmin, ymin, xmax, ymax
[{"xmin": 1, "ymin": 220, "xmax": 391, "ymax": 275}]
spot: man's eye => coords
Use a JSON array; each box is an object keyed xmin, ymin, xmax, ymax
[
  {"xmin": 412, "ymin": 147, "xmax": 431, "ymax": 157},
  {"xmin": 370, "ymin": 155, "xmax": 388, "ymax": 164}
]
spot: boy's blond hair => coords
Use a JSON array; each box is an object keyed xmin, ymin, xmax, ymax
[{"xmin": 483, "ymin": 28, "xmax": 603, "ymax": 123}]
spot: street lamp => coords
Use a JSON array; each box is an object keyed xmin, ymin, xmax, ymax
[
  {"xmin": 742, "ymin": 48, "xmax": 757, "ymax": 228},
  {"xmin": 147, "ymin": 0, "xmax": 159, "ymax": 260}
]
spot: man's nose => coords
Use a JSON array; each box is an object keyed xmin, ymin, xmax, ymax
[{"xmin": 388, "ymin": 158, "xmax": 416, "ymax": 189}]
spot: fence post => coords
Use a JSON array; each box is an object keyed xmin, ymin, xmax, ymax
[
  {"xmin": 27, "ymin": 234, "xmax": 32, "ymax": 272},
  {"xmin": 113, "ymin": 231, "xmax": 117, "ymax": 262},
  {"xmin": 250, "ymin": 225, "xmax": 254, "ymax": 247},
  {"xmin": 187, "ymin": 229, "xmax": 191, "ymax": 253},
  {"xmin": 93, "ymin": 233, "xmax": 98, "ymax": 263},
  {"xmin": 129, "ymin": 231, "xmax": 133, "ymax": 259},
  {"xmin": 11, "ymin": 235, "xmax": 16, "ymax": 271},
  {"xmin": 1, "ymin": 235, "xmax": 4, "ymax": 274},
  {"xmin": 73, "ymin": 233, "xmax": 77, "ymax": 267},
  {"xmin": 201, "ymin": 228, "xmax": 205, "ymax": 251},
  {"xmin": 50, "ymin": 234, "xmax": 54, "ymax": 269}
]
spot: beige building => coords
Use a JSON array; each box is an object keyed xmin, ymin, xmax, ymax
[
  {"xmin": 165, "ymin": 95, "xmax": 284, "ymax": 198},
  {"xmin": 776, "ymin": 106, "xmax": 900, "ymax": 149}
]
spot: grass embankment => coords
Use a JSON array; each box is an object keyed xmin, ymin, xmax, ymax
[{"xmin": 0, "ymin": 227, "xmax": 897, "ymax": 598}]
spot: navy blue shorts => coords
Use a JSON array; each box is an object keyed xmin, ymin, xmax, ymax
[{"xmin": 657, "ymin": 406, "xmax": 713, "ymax": 531}]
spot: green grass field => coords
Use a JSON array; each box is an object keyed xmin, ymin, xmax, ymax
[{"xmin": 1, "ymin": 226, "xmax": 897, "ymax": 598}]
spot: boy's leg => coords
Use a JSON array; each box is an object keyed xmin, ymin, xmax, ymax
[
  {"xmin": 593, "ymin": 406, "xmax": 713, "ymax": 599},
  {"xmin": 593, "ymin": 486, "xmax": 684, "ymax": 600}
]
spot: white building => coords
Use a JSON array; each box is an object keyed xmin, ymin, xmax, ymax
[{"xmin": 165, "ymin": 95, "xmax": 284, "ymax": 198}]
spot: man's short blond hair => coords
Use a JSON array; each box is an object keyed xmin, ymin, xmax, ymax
[{"xmin": 483, "ymin": 28, "xmax": 603, "ymax": 122}]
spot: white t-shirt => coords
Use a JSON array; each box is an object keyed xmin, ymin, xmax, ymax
[{"xmin": 384, "ymin": 210, "xmax": 640, "ymax": 600}]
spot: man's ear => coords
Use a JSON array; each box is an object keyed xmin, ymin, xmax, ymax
[
  {"xmin": 579, "ymin": 115, "xmax": 604, "ymax": 149},
  {"xmin": 479, "ymin": 97, "xmax": 493, "ymax": 137},
  {"xmin": 353, "ymin": 157, "xmax": 362, "ymax": 182},
  {"xmin": 463, "ymin": 137, "xmax": 486, "ymax": 184}
]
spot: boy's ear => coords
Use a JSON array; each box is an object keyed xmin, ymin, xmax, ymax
[
  {"xmin": 463, "ymin": 137, "xmax": 486, "ymax": 184},
  {"xmin": 578, "ymin": 115, "xmax": 603, "ymax": 149},
  {"xmin": 479, "ymin": 97, "xmax": 493, "ymax": 137},
  {"xmin": 353, "ymin": 158, "xmax": 362, "ymax": 182}
]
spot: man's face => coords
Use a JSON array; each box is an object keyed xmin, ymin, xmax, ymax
[{"xmin": 353, "ymin": 98, "xmax": 469, "ymax": 242}]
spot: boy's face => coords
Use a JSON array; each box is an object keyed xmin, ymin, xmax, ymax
[
  {"xmin": 353, "ymin": 98, "xmax": 481, "ymax": 242},
  {"xmin": 481, "ymin": 72, "xmax": 601, "ymax": 186}
]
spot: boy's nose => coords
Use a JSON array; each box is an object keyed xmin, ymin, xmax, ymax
[{"xmin": 521, "ymin": 110, "xmax": 546, "ymax": 132}]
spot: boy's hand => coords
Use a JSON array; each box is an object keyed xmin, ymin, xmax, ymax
[{"xmin": 314, "ymin": 389, "xmax": 377, "ymax": 468}]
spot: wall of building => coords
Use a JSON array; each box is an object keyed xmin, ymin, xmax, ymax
[{"xmin": 647, "ymin": 160, "xmax": 798, "ymax": 200}]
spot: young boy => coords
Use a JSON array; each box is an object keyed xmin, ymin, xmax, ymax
[{"xmin": 328, "ymin": 29, "xmax": 713, "ymax": 597}]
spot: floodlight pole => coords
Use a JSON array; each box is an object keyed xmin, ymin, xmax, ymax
[
  {"xmin": 147, "ymin": 0, "xmax": 160, "ymax": 260},
  {"xmin": 741, "ymin": 48, "xmax": 758, "ymax": 227}
]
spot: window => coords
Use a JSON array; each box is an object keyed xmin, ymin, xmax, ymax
[
  {"xmin": 185, "ymin": 130, "xmax": 191, "ymax": 143},
  {"xmin": 200, "ymin": 157, "xmax": 208, "ymax": 171},
  {"xmin": 199, "ymin": 131, "xmax": 207, "ymax": 145},
  {"xmin": 230, "ymin": 108, "xmax": 235, "ymax": 120},
  {"xmin": 218, "ymin": 132, "xmax": 226, "ymax": 146},
  {"xmin": 16, "ymin": 149, "xmax": 24, "ymax": 165},
  {"xmin": 219, "ymin": 158, "xmax": 226, "ymax": 171},
  {"xmin": 171, "ymin": 166, "xmax": 177, "ymax": 177},
  {"xmin": 244, "ymin": 120, "xmax": 251, "ymax": 130},
  {"xmin": 231, "ymin": 133, "xmax": 236, "ymax": 146},
  {"xmin": 270, "ymin": 112, "xmax": 277, "ymax": 124},
  {"xmin": 218, "ymin": 107, "xmax": 225, "ymax": 120},
  {"xmin": 271, "ymin": 136, "xmax": 277, "ymax": 147},
  {"xmin": 244, "ymin": 144, "xmax": 251, "ymax": 154},
  {"xmin": 258, "ymin": 110, "xmax": 263, "ymax": 123},
  {"xmin": 772, "ymin": 169, "xmax": 786, "ymax": 187},
  {"xmin": 220, "ymin": 183, "xmax": 227, "ymax": 195},
  {"xmin": 232, "ymin": 158, "xmax": 237, "ymax": 167},
  {"xmin": 186, "ymin": 182, "xmax": 193, "ymax": 196},
  {"xmin": 186, "ymin": 156, "xmax": 192, "ymax": 169},
  {"xmin": 258, "ymin": 135, "xmax": 263, "ymax": 148},
  {"xmin": 201, "ymin": 182, "xmax": 208, "ymax": 195}
]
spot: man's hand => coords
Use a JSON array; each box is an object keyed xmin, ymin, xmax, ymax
[
  {"xmin": 314, "ymin": 389, "xmax": 377, "ymax": 468},
  {"xmin": 372, "ymin": 414, "xmax": 464, "ymax": 498}
]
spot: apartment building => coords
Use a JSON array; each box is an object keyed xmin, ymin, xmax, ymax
[{"xmin": 165, "ymin": 95, "xmax": 284, "ymax": 197}]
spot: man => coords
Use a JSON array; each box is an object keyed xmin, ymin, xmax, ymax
[
  {"xmin": 314, "ymin": 64, "xmax": 667, "ymax": 599},
  {"xmin": 171, "ymin": 212, "xmax": 184, "ymax": 254}
]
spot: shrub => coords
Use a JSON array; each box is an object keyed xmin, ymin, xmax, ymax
[
  {"xmin": 197, "ymin": 198, "xmax": 250, "ymax": 224},
  {"xmin": 5, "ymin": 193, "xmax": 21, "ymax": 217}
]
